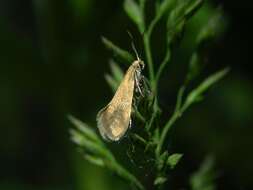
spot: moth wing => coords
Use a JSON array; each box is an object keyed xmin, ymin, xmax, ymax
[
  {"xmin": 97, "ymin": 68, "xmax": 136, "ymax": 141},
  {"xmin": 97, "ymin": 102, "xmax": 132, "ymax": 141}
]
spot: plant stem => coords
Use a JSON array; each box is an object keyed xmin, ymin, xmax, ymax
[
  {"xmin": 134, "ymin": 109, "xmax": 146, "ymax": 123},
  {"xmin": 113, "ymin": 162, "xmax": 144, "ymax": 190},
  {"xmin": 155, "ymin": 48, "xmax": 171, "ymax": 84},
  {"xmin": 156, "ymin": 110, "xmax": 179, "ymax": 157},
  {"xmin": 143, "ymin": 34, "xmax": 155, "ymax": 91},
  {"xmin": 143, "ymin": 12, "xmax": 161, "ymax": 92},
  {"xmin": 156, "ymin": 87, "xmax": 186, "ymax": 156}
]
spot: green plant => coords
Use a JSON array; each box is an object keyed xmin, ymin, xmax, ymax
[
  {"xmin": 190, "ymin": 156, "xmax": 217, "ymax": 190},
  {"xmin": 69, "ymin": 0, "xmax": 228, "ymax": 189}
]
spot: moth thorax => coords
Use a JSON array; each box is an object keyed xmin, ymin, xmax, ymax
[{"xmin": 132, "ymin": 60, "xmax": 144, "ymax": 70}]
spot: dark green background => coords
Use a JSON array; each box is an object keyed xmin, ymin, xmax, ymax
[{"xmin": 0, "ymin": 0, "xmax": 252, "ymax": 189}]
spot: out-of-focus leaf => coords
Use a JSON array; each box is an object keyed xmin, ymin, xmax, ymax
[
  {"xmin": 190, "ymin": 156, "xmax": 217, "ymax": 190},
  {"xmin": 184, "ymin": 0, "xmax": 203, "ymax": 19},
  {"xmin": 109, "ymin": 60, "xmax": 124, "ymax": 83},
  {"xmin": 102, "ymin": 37, "xmax": 134, "ymax": 64},
  {"xmin": 152, "ymin": 128, "xmax": 160, "ymax": 144},
  {"xmin": 69, "ymin": 115, "xmax": 143, "ymax": 189},
  {"xmin": 185, "ymin": 7, "xmax": 226, "ymax": 83},
  {"xmin": 186, "ymin": 67, "xmax": 229, "ymax": 105},
  {"xmin": 105, "ymin": 74, "xmax": 119, "ymax": 92},
  {"xmin": 68, "ymin": 115, "xmax": 101, "ymax": 144},
  {"xmin": 197, "ymin": 8, "xmax": 226, "ymax": 45},
  {"xmin": 157, "ymin": 151, "xmax": 169, "ymax": 170},
  {"xmin": 166, "ymin": 153, "xmax": 183, "ymax": 169},
  {"xmin": 84, "ymin": 154, "xmax": 105, "ymax": 167},
  {"xmin": 167, "ymin": 0, "xmax": 188, "ymax": 43},
  {"xmin": 69, "ymin": 0, "xmax": 93, "ymax": 20},
  {"xmin": 69, "ymin": 129, "xmax": 107, "ymax": 156},
  {"xmin": 167, "ymin": 0, "xmax": 203, "ymax": 44},
  {"xmin": 154, "ymin": 176, "xmax": 167, "ymax": 185},
  {"xmin": 105, "ymin": 60, "xmax": 124, "ymax": 92},
  {"xmin": 124, "ymin": 0, "xmax": 145, "ymax": 33},
  {"xmin": 157, "ymin": 0, "xmax": 177, "ymax": 17},
  {"xmin": 186, "ymin": 52, "xmax": 201, "ymax": 82}
]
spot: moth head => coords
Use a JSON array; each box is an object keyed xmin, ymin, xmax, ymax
[
  {"xmin": 133, "ymin": 59, "xmax": 145, "ymax": 71},
  {"xmin": 138, "ymin": 59, "xmax": 145, "ymax": 70}
]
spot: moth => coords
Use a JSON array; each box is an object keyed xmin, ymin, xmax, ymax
[{"xmin": 97, "ymin": 58, "xmax": 145, "ymax": 141}]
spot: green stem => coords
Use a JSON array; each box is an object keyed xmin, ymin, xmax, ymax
[
  {"xmin": 134, "ymin": 109, "xmax": 146, "ymax": 123},
  {"xmin": 156, "ymin": 87, "xmax": 186, "ymax": 156},
  {"xmin": 146, "ymin": 96, "xmax": 160, "ymax": 131},
  {"xmin": 113, "ymin": 162, "xmax": 145, "ymax": 190},
  {"xmin": 155, "ymin": 48, "xmax": 171, "ymax": 84},
  {"xmin": 139, "ymin": 0, "xmax": 146, "ymax": 13},
  {"xmin": 143, "ymin": 13, "xmax": 161, "ymax": 92},
  {"xmin": 143, "ymin": 34, "xmax": 155, "ymax": 91},
  {"xmin": 156, "ymin": 110, "xmax": 179, "ymax": 157}
]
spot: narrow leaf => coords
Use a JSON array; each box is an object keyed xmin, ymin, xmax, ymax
[
  {"xmin": 84, "ymin": 154, "xmax": 105, "ymax": 167},
  {"xmin": 105, "ymin": 74, "xmax": 119, "ymax": 92},
  {"xmin": 184, "ymin": 0, "xmax": 204, "ymax": 20},
  {"xmin": 167, "ymin": 0, "xmax": 203, "ymax": 44},
  {"xmin": 124, "ymin": 0, "xmax": 145, "ymax": 33},
  {"xmin": 197, "ymin": 8, "xmax": 226, "ymax": 45},
  {"xmin": 69, "ymin": 129, "xmax": 107, "ymax": 157},
  {"xmin": 167, "ymin": 153, "xmax": 183, "ymax": 169},
  {"xmin": 154, "ymin": 176, "xmax": 167, "ymax": 186},
  {"xmin": 190, "ymin": 156, "xmax": 217, "ymax": 190},
  {"xmin": 113, "ymin": 162, "xmax": 144, "ymax": 190},
  {"xmin": 157, "ymin": 151, "xmax": 169, "ymax": 170},
  {"xmin": 68, "ymin": 115, "xmax": 101, "ymax": 143},
  {"xmin": 186, "ymin": 52, "xmax": 201, "ymax": 82},
  {"xmin": 102, "ymin": 37, "xmax": 134, "ymax": 64},
  {"xmin": 109, "ymin": 60, "xmax": 124, "ymax": 82},
  {"xmin": 158, "ymin": 0, "xmax": 177, "ymax": 17},
  {"xmin": 186, "ymin": 68, "xmax": 229, "ymax": 105}
]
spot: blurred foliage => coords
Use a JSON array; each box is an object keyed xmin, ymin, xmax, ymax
[
  {"xmin": 1, "ymin": 0, "xmax": 253, "ymax": 190},
  {"xmin": 70, "ymin": 0, "xmax": 229, "ymax": 189},
  {"xmin": 190, "ymin": 156, "xmax": 217, "ymax": 190}
]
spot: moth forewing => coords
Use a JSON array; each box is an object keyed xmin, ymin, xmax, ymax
[{"xmin": 96, "ymin": 60, "xmax": 144, "ymax": 141}]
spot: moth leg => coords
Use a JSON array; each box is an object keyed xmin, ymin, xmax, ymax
[
  {"xmin": 129, "ymin": 118, "xmax": 132, "ymax": 129},
  {"xmin": 134, "ymin": 72, "xmax": 144, "ymax": 97},
  {"xmin": 141, "ymin": 75, "xmax": 152, "ymax": 96}
]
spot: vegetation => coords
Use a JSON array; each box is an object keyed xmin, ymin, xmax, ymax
[{"xmin": 69, "ymin": 0, "xmax": 228, "ymax": 189}]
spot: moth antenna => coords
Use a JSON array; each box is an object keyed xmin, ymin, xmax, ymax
[{"xmin": 127, "ymin": 30, "xmax": 140, "ymax": 60}]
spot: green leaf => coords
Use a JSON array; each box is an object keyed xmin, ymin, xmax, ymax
[
  {"xmin": 124, "ymin": 0, "xmax": 145, "ymax": 33},
  {"xmin": 167, "ymin": 153, "xmax": 183, "ymax": 169},
  {"xmin": 69, "ymin": 129, "xmax": 107, "ymax": 156},
  {"xmin": 190, "ymin": 156, "xmax": 217, "ymax": 190},
  {"xmin": 157, "ymin": 151, "xmax": 169, "ymax": 170},
  {"xmin": 113, "ymin": 162, "xmax": 144, "ymax": 190},
  {"xmin": 167, "ymin": 0, "xmax": 203, "ymax": 44},
  {"xmin": 131, "ymin": 134, "xmax": 147, "ymax": 145},
  {"xmin": 154, "ymin": 176, "xmax": 167, "ymax": 186},
  {"xmin": 184, "ymin": 0, "xmax": 204, "ymax": 20},
  {"xmin": 84, "ymin": 154, "xmax": 105, "ymax": 167},
  {"xmin": 109, "ymin": 60, "xmax": 124, "ymax": 83},
  {"xmin": 105, "ymin": 74, "xmax": 119, "ymax": 92},
  {"xmin": 105, "ymin": 60, "xmax": 124, "ymax": 92},
  {"xmin": 186, "ymin": 8, "xmax": 226, "ymax": 83},
  {"xmin": 186, "ymin": 52, "xmax": 201, "ymax": 82},
  {"xmin": 197, "ymin": 8, "xmax": 226, "ymax": 45},
  {"xmin": 186, "ymin": 67, "xmax": 230, "ymax": 105},
  {"xmin": 101, "ymin": 37, "xmax": 134, "ymax": 64},
  {"xmin": 175, "ymin": 86, "xmax": 185, "ymax": 112},
  {"xmin": 153, "ymin": 128, "xmax": 160, "ymax": 144},
  {"xmin": 68, "ymin": 115, "xmax": 101, "ymax": 144},
  {"xmin": 157, "ymin": 0, "xmax": 177, "ymax": 17}
]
